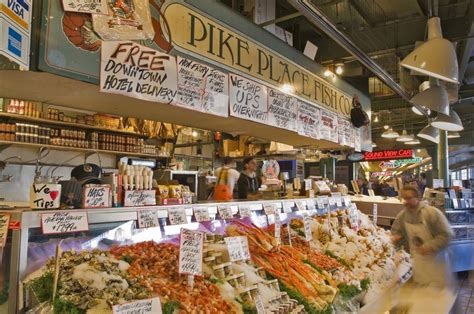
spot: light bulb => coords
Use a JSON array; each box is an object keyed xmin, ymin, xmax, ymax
[
  {"xmin": 281, "ymin": 84, "xmax": 294, "ymax": 93},
  {"xmin": 374, "ymin": 115, "xmax": 379, "ymax": 123},
  {"xmin": 335, "ymin": 65, "xmax": 343, "ymax": 75},
  {"xmin": 192, "ymin": 131, "xmax": 198, "ymax": 137},
  {"xmin": 323, "ymin": 69, "xmax": 332, "ymax": 77}
]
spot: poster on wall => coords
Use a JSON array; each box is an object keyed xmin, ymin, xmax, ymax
[
  {"xmin": 92, "ymin": 0, "xmax": 155, "ymax": 40},
  {"xmin": 297, "ymin": 100, "xmax": 319, "ymax": 139},
  {"xmin": 320, "ymin": 110, "xmax": 338, "ymax": 143},
  {"xmin": 229, "ymin": 74, "xmax": 268, "ymax": 123},
  {"xmin": 338, "ymin": 116, "xmax": 352, "ymax": 146},
  {"xmin": 62, "ymin": 0, "xmax": 109, "ymax": 14},
  {"xmin": 176, "ymin": 57, "xmax": 229, "ymax": 117},
  {"xmin": 267, "ymin": 88, "xmax": 297, "ymax": 131},
  {"xmin": 100, "ymin": 41, "xmax": 177, "ymax": 104}
]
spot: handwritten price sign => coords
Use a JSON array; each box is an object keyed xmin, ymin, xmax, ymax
[
  {"xmin": 179, "ymin": 228, "xmax": 204, "ymax": 276},
  {"xmin": 0, "ymin": 214, "xmax": 10, "ymax": 247},
  {"xmin": 112, "ymin": 297, "xmax": 162, "ymax": 314},
  {"xmin": 137, "ymin": 210, "xmax": 159, "ymax": 229},
  {"xmin": 83, "ymin": 185, "xmax": 111, "ymax": 209},
  {"xmin": 303, "ymin": 213, "xmax": 312, "ymax": 242},
  {"xmin": 41, "ymin": 212, "xmax": 89, "ymax": 234},
  {"xmin": 218, "ymin": 205, "xmax": 234, "ymax": 220},
  {"xmin": 168, "ymin": 208, "xmax": 188, "ymax": 225},
  {"xmin": 283, "ymin": 202, "xmax": 293, "ymax": 213},
  {"xmin": 263, "ymin": 203, "xmax": 275, "ymax": 215},
  {"xmin": 225, "ymin": 236, "xmax": 251, "ymax": 262},
  {"xmin": 238, "ymin": 205, "xmax": 252, "ymax": 218},
  {"xmin": 193, "ymin": 207, "xmax": 211, "ymax": 222}
]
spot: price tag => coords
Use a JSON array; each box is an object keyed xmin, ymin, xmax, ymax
[
  {"xmin": 179, "ymin": 228, "xmax": 204, "ymax": 275},
  {"xmin": 238, "ymin": 205, "xmax": 252, "ymax": 217},
  {"xmin": 349, "ymin": 206, "xmax": 359, "ymax": 230},
  {"xmin": 306, "ymin": 199, "xmax": 316, "ymax": 210},
  {"xmin": 112, "ymin": 297, "xmax": 162, "ymax": 314},
  {"xmin": 282, "ymin": 202, "xmax": 293, "ymax": 213},
  {"xmin": 295, "ymin": 201, "xmax": 306, "ymax": 211},
  {"xmin": 83, "ymin": 184, "xmax": 112, "ymax": 208},
  {"xmin": 343, "ymin": 196, "xmax": 351, "ymax": 206},
  {"xmin": 193, "ymin": 207, "xmax": 211, "ymax": 222},
  {"xmin": 328, "ymin": 197, "xmax": 336, "ymax": 207},
  {"xmin": 263, "ymin": 203, "xmax": 275, "ymax": 215},
  {"xmin": 137, "ymin": 210, "xmax": 159, "ymax": 229},
  {"xmin": 255, "ymin": 294, "xmax": 266, "ymax": 314},
  {"xmin": 336, "ymin": 197, "xmax": 343, "ymax": 207},
  {"xmin": 274, "ymin": 213, "xmax": 281, "ymax": 242},
  {"xmin": 0, "ymin": 214, "xmax": 10, "ymax": 247},
  {"xmin": 168, "ymin": 208, "xmax": 188, "ymax": 225},
  {"xmin": 316, "ymin": 198, "xmax": 324, "ymax": 209},
  {"xmin": 225, "ymin": 236, "xmax": 250, "ymax": 262},
  {"xmin": 303, "ymin": 213, "xmax": 312, "ymax": 242},
  {"xmin": 41, "ymin": 212, "xmax": 89, "ymax": 234},
  {"xmin": 373, "ymin": 203, "xmax": 378, "ymax": 226},
  {"xmin": 218, "ymin": 205, "xmax": 234, "ymax": 219}
]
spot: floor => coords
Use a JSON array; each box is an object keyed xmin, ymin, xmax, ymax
[{"xmin": 452, "ymin": 272, "xmax": 474, "ymax": 314}]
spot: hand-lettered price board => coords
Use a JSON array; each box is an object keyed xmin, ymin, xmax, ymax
[{"xmin": 41, "ymin": 212, "xmax": 89, "ymax": 234}]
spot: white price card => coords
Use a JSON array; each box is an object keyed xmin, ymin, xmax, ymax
[
  {"xmin": 274, "ymin": 213, "xmax": 281, "ymax": 242},
  {"xmin": 193, "ymin": 207, "xmax": 211, "ymax": 222},
  {"xmin": 373, "ymin": 203, "xmax": 378, "ymax": 226},
  {"xmin": 113, "ymin": 297, "xmax": 162, "ymax": 314},
  {"xmin": 225, "ymin": 236, "xmax": 250, "ymax": 262},
  {"xmin": 316, "ymin": 198, "xmax": 324, "ymax": 209},
  {"xmin": 218, "ymin": 205, "xmax": 234, "ymax": 219},
  {"xmin": 349, "ymin": 208, "xmax": 359, "ymax": 231},
  {"xmin": 336, "ymin": 197, "xmax": 343, "ymax": 207},
  {"xmin": 255, "ymin": 295, "xmax": 266, "ymax": 314},
  {"xmin": 282, "ymin": 202, "xmax": 293, "ymax": 213},
  {"xmin": 263, "ymin": 203, "xmax": 275, "ymax": 215},
  {"xmin": 303, "ymin": 213, "xmax": 312, "ymax": 242},
  {"xmin": 295, "ymin": 201, "xmax": 306, "ymax": 211},
  {"xmin": 179, "ymin": 228, "xmax": 204, "ymax": 276},
  {"xmin": 137, "ymin": 210, "xmax": 159, "ymax": 229},
  {"xmin": 328, "ymin": 197, "xmax": 336, "ymax": 207},
  {"xmin": 41, "ymin": 212, "xmax": 89, "ymax": 234},
  {"xmin": 306, "ymin": 199, "xmax": 316, "ymax": 210},
  {"xmin": 83, "ymin": 184, "xmax": 111, "ymax": 208},
  {"xmin": 238, "ymin": 205, "xmax": 252, "ymax": 217},
  {"xmin": 0, "ymin": 214, "xmax": 10, "ymax": 247},
  {"xmin": 343, "ymin": 196, "xmax": 351, "ymax": 206},
  {"xmin": 168, "ymin": 208, "xmax": 188, "ymax": 225}
]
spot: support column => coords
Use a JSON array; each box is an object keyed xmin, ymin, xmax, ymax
[
  {"xmin": 437, "ymin": 130, "xmax": 449, "ymax": 187},
  {"xmin": 428, "ymin": 147, "xmax": 438, "ymax": 188},
  {"xmin": 320, "ymin": 158, "xmax": 336, "ymax": 181}
]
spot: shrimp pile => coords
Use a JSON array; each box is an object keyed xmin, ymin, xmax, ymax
[{"xmin": 110, "ymin": 241, "xmax": 236, "ymax": 314}]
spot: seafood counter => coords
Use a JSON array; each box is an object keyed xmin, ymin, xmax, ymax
[{"xmin": 20, "ymin": 203, "xmax": 412, "ymax": 314}]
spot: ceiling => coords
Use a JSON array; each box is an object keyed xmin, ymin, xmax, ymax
[{"xmin": 220, "ymin": 0, "xmax": 474, "ymax": 158}]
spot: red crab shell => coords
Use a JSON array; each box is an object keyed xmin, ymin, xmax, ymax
[{"xmin": 62, "ymin": 12, "xmax": 101, "ymax": 52}]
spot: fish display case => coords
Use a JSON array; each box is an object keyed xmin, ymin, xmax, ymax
[{"xmin": 1, "ymin": 198, "xmax": 411, "ymax": 314}]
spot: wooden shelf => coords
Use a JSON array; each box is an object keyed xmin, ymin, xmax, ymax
[
  {"xmin": 0, "ymin": 140, "xmax": 170, "ymax": 159},
  {"xmin": 0, "ymin": 112, "xmax": 142, "ymax": 136}
]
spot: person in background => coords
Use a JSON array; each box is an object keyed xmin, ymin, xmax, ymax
[
  {"xmin": 360, "ymin": 179, "xmax": 370, "ymax": 196},
  {"xmin": 391, "ymin": 185, "xmax": 453, "ymax": 288},
  {"xmin": 237, "ymin": 157, "xmax": 261, "ymax": 200},
  {"xmin": 214, "ymin": 157, "xmax": 240, "ymax": 200},
  {"xmin": 418, "ymin": 173, "xmax": 427, "ymax": 195}
]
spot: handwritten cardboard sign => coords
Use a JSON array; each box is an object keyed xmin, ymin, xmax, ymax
[
  {"xmin": 41, "ymin": 212, "xmax": 89, "ymax": 234},
  {"xmin": 179, "ymin": 228, "xmax": 204, "ymax": 276},
  {"xmin": 297, "ymin": 100, "xmax": 320, "ymax": 139},
  {"xmin": 62, "ymin": 0, "xmax": 108, "ymax": 14},
  {"xmin": 267, "ymin": 88, "xmax": 297, "ymax": 131},
  {"xmin": 218, "ymin": 205, "xmax": 234, "ymax": 220},
  {"xmin": 193, "ymin": 207, "xmax": 210, "ymax": 222},
  {"xmin": 101, "ymin": 41, "xmax": 177, "ymax": 105},
  {"xmin": 113, "ymin": 297, "xmax": 162, "ymax": 314},
  {"xmin": 238, "ymin": 205, "xmax": 252, "ymax": 218},
  {"xmin": 83, "ymin": 184, "xmax": 111, "ymax": 209},
  {"xmin": 124, "ymin": 190, "xmax": 156, "ymax": 207},
  {"xmin": 225, "ymin": 236, "xmax": 251, "ymax": 262},
  {"xmin": 137, "ymin": 210, "xmax": 160, "ymax": 229},
  {"xmin": 230, "ymin": 74, "xmax": 268, "ymax": 124},
  {"xmin": 168, "ymin": 208, "xmax": 188, "ymax": 225},
  {"xmin": 0, "ymin": 214, "xmax": 10, "ymax": 247},
  {"xmin": 30, "ymin": 184, "xmax": 61, "ymax": 209},
  {"xmin": 203, "ymin": 68, "xmax": 229, "ymax": 117},
  {"xmin": 320, "ymin": 110, "xmax": 338, "ymax": 143},
  {"xmin": 338, "ymin": 116, "xmax": 353, "ymax": 147}
]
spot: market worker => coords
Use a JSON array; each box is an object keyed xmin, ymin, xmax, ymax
[
  {"xmin": 214, "ymin": 157, "xmax": 240, "ymax": 200},
  {"xmin": 391, "ymin": 185, "xmax": 454, "ymax": 288},
  {"xmin": 237, "ymin": 157, "xmax": 261, "ymax": 200}
]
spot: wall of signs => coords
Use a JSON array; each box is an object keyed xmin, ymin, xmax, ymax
[{"xmin": 99, "ymin": 44, "xmax": 362, "ymax": 148}]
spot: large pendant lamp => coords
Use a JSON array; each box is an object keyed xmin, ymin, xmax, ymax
[
  {"xmin": 417, "ymin": 125, "xmax": 440, "ymax": 143},
  {"xmin": 447, "ymin": 131, "xmax": 460, "ymax": 138},
  {"xmin": 400, "ymin": 17, "xmax": 459, "ymax": 84},
  {"xmin": 431, "ymin": 110, "xmax": 464, "ymax": 131},
  {"xmin": 410, "ymin": 82, "xmax": 450, "ymax": 115},
  {"xmin": 396, "ymin": 129, "xmax": 414, "ymax": 142},
  {"xmin": 381, "ymin": 128, "xmax": 399, "ymax": 139}
]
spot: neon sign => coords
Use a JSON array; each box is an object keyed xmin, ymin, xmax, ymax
[
  {"xmin": 379, "ymin": 157, "xmax": 422, "ymax": 169},
  {"xmin": 363, "ymin": 149, "xmax": 413, "ymax": 161}
]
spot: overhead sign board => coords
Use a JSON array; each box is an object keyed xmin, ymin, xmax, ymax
[
  {"xmin": 379, "ymin": 157, "xmax": 422, "ymax": 169},
  {"xmin": 0, "ymin": 0, "xmax": 31, "ymax": 68},
  {"xmin": 363, "ymin": 149, "xmax": 413, "ymax": 161}
]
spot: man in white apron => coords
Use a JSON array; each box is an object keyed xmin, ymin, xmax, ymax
[{"xmin": 391, "ymin": 186, "xmax": 454, "ymax": 288}]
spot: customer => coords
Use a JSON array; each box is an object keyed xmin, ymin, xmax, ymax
[
  {"xmin": 214, "ymin": 157, "xmax": 240, "ymax": 200},
  {"xmin": 391, "ymin": 185, "xmax": 453, "ymax": 288},
  {"xmin": 237, "ymin": 157, "xmax": 261, "ymax": 200},
  {"xmin": 418, "ymin": 173, "xmax": 427, "ymax": 195}
]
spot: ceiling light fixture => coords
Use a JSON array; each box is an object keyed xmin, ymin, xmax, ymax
[
  {"xmin": 406, "ymin": 139, "xmax": 421, "ymax": 145},
  {"xmin": 281, "ymin": 84, "xmax": 294, "ymax": 93},
  {"xmin": 447, "ymin": 131, "xmax": 460, "ymax": 138},
  {"xmin": 372, "ymin": 142, "xmax": 377, "ymax": 148},
  {"xmin": 381, "ymin": 128, "xmax": 399, "ymax": 139},
  {"xmin": 400, "ymin": 17, "xmax": 458, "ymax": 84},
  {"xmin": 335, "ymin": 63, "xmax": 344, "ymax": 75},
  {"xmin": 373, "ymin": 114, "xmax": 379, "ymax": 123},
  {"xmin": 383, "ymin": 125, "xmax": 389, "ymax": 130},
  {"xmin": 410, "ymin": 83, "xmax": 449, "ymax": 115},
  {"xmin": 431, "ymin": 110, "xmax": 464, "ymax": 131},
  {"xmin": 396, "ymin": 129, "xmax": 413, "ymax": 142},
  {"xmin": 323, "ymin": 69, "xmax": 332, "ymax": 77},
  {"xmin": 417, "ymin": 125, "xmax": 440, "ymax": 143}
]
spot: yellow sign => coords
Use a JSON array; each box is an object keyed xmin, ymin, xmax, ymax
[{"xmin": 162, "ymin": 2, "xmax": 352, "ymax": 117}]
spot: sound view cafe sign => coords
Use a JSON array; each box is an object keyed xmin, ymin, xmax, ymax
[
  {"xmin": 363, "ymin": 149, "xmax": 414, "ymax": 161},
  {"xmin": 161, "ymin": 2, "xmax": 353, "ymax": 117}
]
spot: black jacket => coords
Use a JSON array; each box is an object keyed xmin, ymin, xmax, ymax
[{"xmin": 237, "ymin": 172, "xmax": 260, "ymax": 199}]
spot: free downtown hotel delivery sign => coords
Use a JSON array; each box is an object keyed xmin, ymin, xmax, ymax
[{"xmin": 162, "ymin": 2, "xmax": 353, "ymax": 117}]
